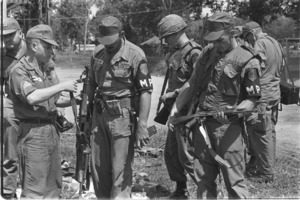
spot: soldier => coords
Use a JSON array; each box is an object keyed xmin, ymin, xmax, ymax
[
  {"xmin": 9, "ymin": 24, "xmax": 78, "ymax": 198},
  {"xmin": 169, "ymin": 12, "xmax": 262, "ymax": 198},
  {"xmin": 1, "ymin": 18, "xmax": 26, "ymax": 199},
  {"xmin": 242, "ymin": 21, "xmax": 283, "ymax": 183},
  {"xmin": 157, "ymin": 14, "xmax": 202, "ymax": 199},
  {"xmin": 88, "ymin": 16, "xmax": 152, "ymax": 199},
  {"xmin": 1, "ymin": 18, "xmax": 68, "ymax": 199}
]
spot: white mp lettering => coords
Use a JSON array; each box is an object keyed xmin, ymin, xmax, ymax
[
  {"xmin": 140, "ymin": 79, "xmax": 148, "ymax": 87},
  {"xmin": 255, "ymin": 85, "xmax": 260, "ymax": 94},
  {"xmin": 246, "ymin": 86, "xmax": 254, "ymax": 94},
  {"xmin": 148, "ymin": 79, "xmax": 153, "ymax": 87}
]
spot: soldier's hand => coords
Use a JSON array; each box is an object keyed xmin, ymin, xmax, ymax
[
  {"xmin": 135, "ymin": 122, "xmax": 150, "ymax": 150},
  {"xmin": 160, "ymin": 91, "xmax": 177, "ymax": 103},
  {"xmin": 61, "ymin": 80, "xmax": 78, "ymax": 92},
  {"xmin": 213, "ymin": 111, "xmax": 230, "ymax": 124},
  {"xmin": 75, "ymin": 93, "xmax": 82, "ymax": 105}
]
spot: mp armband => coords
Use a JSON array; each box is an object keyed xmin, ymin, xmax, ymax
[
  {"xmin": 135, "ymin": 61, "xmax": 153, "ymax": 92},
  {"xmin": 136, "ymin": 72, "xmax": 153, "ymax": 91},
  {"xmin": 244, "ymin": 68, "xmax": 261, "ymax": 98}
]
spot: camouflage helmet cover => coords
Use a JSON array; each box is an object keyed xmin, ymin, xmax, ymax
[{"xmin": 158, "ymin": 14, "xmax": 187, "ymax": 39}]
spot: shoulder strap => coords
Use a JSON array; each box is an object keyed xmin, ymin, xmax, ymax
[
  {"xmin": 263, "ymin": 36, "xmax": 293, "ymax": 85},
  {"xmin": 183, "ymin": 45, "xmax": 202, "ymax": 65}
]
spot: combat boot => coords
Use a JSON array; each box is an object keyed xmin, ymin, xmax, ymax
[{"xmin": 168, "ymin": 189, "xmax": 190, "ymax": 199}]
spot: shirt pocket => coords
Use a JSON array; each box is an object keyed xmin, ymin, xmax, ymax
[{"xmin": 112, "ymin": 62, "xmax": 132, "ymax": 82}]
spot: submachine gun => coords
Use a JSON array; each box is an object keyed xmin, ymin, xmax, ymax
[{"xmin": 70, "ymin": 65, "xmax": 91, "ymax": 198}]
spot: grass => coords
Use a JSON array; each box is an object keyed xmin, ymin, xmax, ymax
[{"xmin": 57, "ymin": 51, "xmax": 300, "ymax": 199}]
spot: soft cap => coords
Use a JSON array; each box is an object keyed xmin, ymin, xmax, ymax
[
  {"xmin": 204, "ymin": 12, "xmax": 234, "ymax": 41},
  {"xmin": 26, "ymin": 24, "xmax": 58, "ymax": 46},
  {"xmin": 98, "ymin": 16, "xmax": 122, "ymax": 45}
]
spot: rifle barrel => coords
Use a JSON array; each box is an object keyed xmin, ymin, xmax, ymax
[{"xmin": 172, "ymin": 109, "xmax": 257, "ymax": 125}]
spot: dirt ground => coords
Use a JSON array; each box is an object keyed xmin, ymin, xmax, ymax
[{"xmin": 56, "ymin": 66, "xmax": 300, "ymax": 166}]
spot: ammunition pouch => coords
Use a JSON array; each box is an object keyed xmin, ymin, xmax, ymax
[
  {"xmin": 56, "ymin": 115, "xmax": 74, "ymax": 133},
  {"xmin": 94, "ymin": 94, "xmax": 136, "ymax": 116}
]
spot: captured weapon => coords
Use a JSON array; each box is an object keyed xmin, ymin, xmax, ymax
[
  {"xmin": 70, "ymin": 65, "xmax": 91, "ymax": 198},
  {"xmin": 171, "ymin": 109, "xmax": 258, "ymax": 126}
]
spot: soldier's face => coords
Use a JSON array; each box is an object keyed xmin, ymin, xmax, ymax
[
  {"xmin": 213, "ymin": 34, "xmax": 231, "ymax": 52},
  {"xmin": 2, "ymin": 30, "xmax": 22, "ymax": 51},
  {"xmin": 164, "ymin": 33, "xmax": 179, "ymax": 48},
  {"xmin": 34, "ymin": 40, "xmax": 54, "ymax": 64},
  {"xmin": 105, "ymin": 35, "xmax": 122, "ymax": 53}
]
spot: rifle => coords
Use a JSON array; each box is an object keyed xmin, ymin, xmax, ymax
[
  {"xmin": 70, "ymin": 65, "xmax": 91, "ymax": 198},
  {"xmin": 154, "ymin": 65, "xmax": 170, "ymax": 125},
  {"xmin": 172, "ymin": 109, "xmax": 258, "ymax": 126}
]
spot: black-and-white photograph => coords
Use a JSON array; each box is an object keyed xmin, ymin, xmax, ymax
[{"xmin": 1, "ymin": 0, "xmax": 299, "ymax": 199}]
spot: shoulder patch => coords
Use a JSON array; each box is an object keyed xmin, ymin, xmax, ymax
[{"xmin": 23, "ymin": 81, "xmax": 32, "ymax": 90}]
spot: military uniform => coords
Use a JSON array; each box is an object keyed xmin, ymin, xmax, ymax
[
  {"xmin": 89, "ymin": 38, "xmax": 153, "ymax": 199},
  {"xmin": 190, "ymin": 43, "xmax": 261, "ymax": 198},
  {"xmin": 164, "ymin": 40, "xmax": 201, "ymax": 185},
  {"xmin": 8, "ymin": 24, "xmax": 62, "ymax": 199},
  {"xmin": 9, "ymin": 57, "xmax": 62, "ymax": 199},
  {"xmin": 2, "ymin": 39, "xmax": 26, "ymax": 196},
  {"xmin": 247, "ymin": 31, "xmax": 283, "ymax": 177}
]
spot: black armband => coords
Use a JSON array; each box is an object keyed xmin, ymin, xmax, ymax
[
  {"xmin": 243, "ymin": 68, "xmax": 261, "ymax": 98},
  {"xmin": 135, "ymin": 61, "xmax": 153, "ymax": 92}
]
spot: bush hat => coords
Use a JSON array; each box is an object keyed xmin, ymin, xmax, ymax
[
  {"xmin": 1, "ymin": 18, "xmax": 21, "ymax": 35},
  {"xmin": 204, "ymin": 12, "xmax": 234, "ymax": 41},
  {"xmin": 157, "ymin": 14, "xmax": 187, "ymax": 39},
  {"xmin": 242, "ymin": 21, "xmax": 260, "ymax": 38},
  {"xmin": 26, "ymin": 24, "xmax": 59, "ymax": 46},
  {"xmin": 98, "ymin": 16, "xmax": 122, "ymax": 45}
]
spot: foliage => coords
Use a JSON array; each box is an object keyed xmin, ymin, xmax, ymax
[
  {"xmin": 9, "ymin": 0, "xmax": 299, "ymax": 50},
  {"xmin": 263, "ymin": 15, "xmax": 295, "ymax": 39}
]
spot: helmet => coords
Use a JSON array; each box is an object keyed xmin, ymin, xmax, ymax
[{"xmin": 158, "ymin": 14, "xmax": 187, "ymax": 39}]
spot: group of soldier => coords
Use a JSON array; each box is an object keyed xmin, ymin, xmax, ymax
[{"xmin": 1, "ymin": 10, "xmax": 283, "ymax": 200}]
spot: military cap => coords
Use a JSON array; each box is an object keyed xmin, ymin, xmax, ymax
[
  {"xmin": 242, "ymin": 21, "xmax": 260, "ymax": 38},
  {"xmin": 26, "ymin": 24, "xmax": 59, "ymax": 46},
  {"xmin": 98, "ymin": 16, "xmax": 122, "ymax": 45},
  {"xmin": 204, "ymin": 12, "xmax": 234, "ymax": 41},
  {"xmin": 157, "ymin": 14, "xmax": 187, "ymax": 39},
  {"xmin": 1, "ymin": 18, "xmax": 21, "ymax": 35}
]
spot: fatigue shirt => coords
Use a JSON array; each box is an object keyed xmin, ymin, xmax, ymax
[
  {"xmin": 191, "ymin": 44, "xmax": 261, "ymax": 111},
  {"xmin": 166, "ymin": 40, "xmax": 201, "ymax": 93},
  {"xmin": 90, "ymin": 38, "xmax": 151, "ymax": 97},
  {"xmin": 254, "ymin": 34, "xmax": 283, "ymax": 104},
  {"xmin": 3, "ymin": 40, "xmax": 27, "ymax": 96},
  {"xmin": 9, "ymin": 57, "xmax": 58, "ymax": 119}
]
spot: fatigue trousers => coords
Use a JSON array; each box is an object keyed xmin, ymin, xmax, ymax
[
  {"xmin": 3, "ymin": 97, "xmax": 19, "ymax": 195},
  {"xmin": 248, "ymin": 103, "xmax": 278, "ymax": 175},
  {"xmin": 193, "ymin": 119, "xmax": 248, "ymax": 199},
  {"xmin": 17, "ymin": 123, "xmax": 62, "ymax": 199},
  {"xmin": 164, "ymin": 124, "xmax": 196, "ymax": 185},
  {"xmin": 90, "ymin": 107, "xmax": 134, "ymax": 199}
]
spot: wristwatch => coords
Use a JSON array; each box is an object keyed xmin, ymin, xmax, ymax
[{"xmin": 174, "ymin": 89, "xmax": 180, "ymax": 96}]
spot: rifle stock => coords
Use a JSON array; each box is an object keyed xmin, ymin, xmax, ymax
[
  {"xmin": 172, "ymin": 109, "xmax": 258, "ymax": 125},
  {"xmin": 74, "ymin": 65, "xmax": 91, "ymax": 198}
]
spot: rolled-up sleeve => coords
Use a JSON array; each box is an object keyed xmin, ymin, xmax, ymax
[{"xmin": 10, "ymin": 66, "xmax": 36, "ymax": 104}]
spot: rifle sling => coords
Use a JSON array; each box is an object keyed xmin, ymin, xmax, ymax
[
  {"xmin": 70, "ymin": 92, "xmax": 80, "ymax": 132},
  {"xmin": 199, "ymin": 123, "xmax": 231, "ymax": 168}
]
